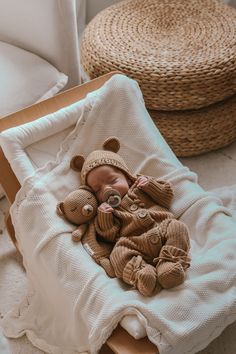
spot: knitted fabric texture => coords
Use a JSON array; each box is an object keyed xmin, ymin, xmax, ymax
[
  {"xmin": 122, "ymin": 255, "xmax": 159, "ymax": 297},
  {"xmin": 81, "ymin": 149, "xmax": 136, "ymax": 185},
  {"xmin": 95, "ymin": 176, "xmax": 175, "ymax": 241},
  {"xmin": 94, "ymin": 175, "xmax": 191, "ymax": 295},
  {"xmin": 156, "ymin": 245, "xmax": 191, "ymax": 289},
  {"xmin": 56, "ymin": 187, "xmax": 115, "ymax": 277},
  {"xmin": 56, "ymin": 187, "xmax": 98, "ymax": 225},
  {"xmin": 81, "ymin": 222, "xmax": 115, "ymax": 277}
]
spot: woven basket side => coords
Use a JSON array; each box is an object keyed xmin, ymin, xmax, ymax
[
  {"xmin": 81, "ymin": 0, "xmax": 236, "ymax": 111},
  {"xmin": 149, "ymin": 94, "xmax": 236, "ymax": 156}
]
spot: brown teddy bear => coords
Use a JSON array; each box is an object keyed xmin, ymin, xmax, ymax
[
  {"xmin": 56, "ymin": 185, "xmax": 98, "ymax": 242},
  {"xmin": 56, "ymin": 185, "xmax": 115, "ymax": 277}
]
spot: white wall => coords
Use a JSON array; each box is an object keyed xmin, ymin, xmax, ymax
[{"xmin": 86, "ymin": 0, "xmax": 121, "ymax": 23}]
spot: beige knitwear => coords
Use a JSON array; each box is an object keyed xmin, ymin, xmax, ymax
[
  {"xmin": 70, "ymin": 137, "xmax": 191, "ymax": 296},
  {"xmin": 95, "ymin": 179, "xmax": 190, "ymax": 295},
  {"xmin": 70, "ymin": 137, "xmax": 136, "ymax": 185},
  {"xmin": 56, "ymin": 186, "xmax": 115, "ymax": 278},
  {"xmin": 81, "ymin": 222, "xmax": 115, "ymax": 278}
]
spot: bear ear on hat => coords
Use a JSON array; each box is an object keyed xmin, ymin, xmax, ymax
[
  {"xmin": 56, "ymin": 202, "xmax": 65, "ymax": 216},
  {"xmin": 103, "ymin": 137, "xmax": 120, "ymax": 153},
  {"xmin": 70, "ymin": 155, "xmax": 85, "ymax": 172}
]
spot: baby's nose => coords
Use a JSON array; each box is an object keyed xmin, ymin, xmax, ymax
[{"xmin": 104, "ymin": 185, "xmax": 112, "ymax": 192}]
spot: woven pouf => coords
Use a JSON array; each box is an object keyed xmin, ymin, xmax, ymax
[
  {"xmin": 81, "ymin": 0, "xmax": 236, "ymax": 156},
  {"xmin": 149, "ymin": 94, "xmax": 236, "ymax": 157}
]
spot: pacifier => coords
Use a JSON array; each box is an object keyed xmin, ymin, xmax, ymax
[{"xmin": 103, "ymin": 189, "xmax": 121, "ymax": 208}]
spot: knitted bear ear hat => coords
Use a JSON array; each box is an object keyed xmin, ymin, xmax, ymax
[{"xmin": 70, "ymin": 137, "xmax": 136, "ymax": 185}]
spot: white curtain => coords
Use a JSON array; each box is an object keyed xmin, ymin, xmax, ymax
[
  {"xmin": 0, "ymin": 0, "xmax": 86, "ymax": 88},
  {"xmin": 0, "ymin": 0, "xmax": 86, "ymax": 199}
]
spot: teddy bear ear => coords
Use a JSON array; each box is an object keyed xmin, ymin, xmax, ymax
[
  {"xmin": 103, "ymin": 137, "xmax": 120, "ymax": 153},
  {"xmin": 56, "ymin": 202, "xmax": 65, "ymax": 216},
  {"xmin": 70, "ymin": 155, "xmax": 85, "ymax": 172}
]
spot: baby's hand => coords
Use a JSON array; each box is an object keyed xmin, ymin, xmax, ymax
[
  {"xmin": 135, "ymin": 176, "xmax": 149, "ymax": 189},
  {"xmin": 99, "ymin": 202, "xmax": 114, "ymax": 213}
]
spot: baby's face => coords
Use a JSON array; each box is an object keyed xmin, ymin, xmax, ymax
[{"xmin": 87, "ymin": 165, "xmax": 130, "ymax": 203}]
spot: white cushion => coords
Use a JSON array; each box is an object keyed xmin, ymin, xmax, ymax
[
  {"xmin": 0, "ymin": 41, "xmax": 68, "ymax": 118},
  {"xmin": 120, "ymin": 315, "xmax": 146, "ymax": 339}
]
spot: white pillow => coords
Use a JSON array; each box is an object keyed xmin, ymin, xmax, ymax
[
  {"xmin": 0, "ymin": 41, "xmax": 68, "ymax": 118},
  {"xmin": 120, "ymin": 315, "xmax": 147, "ymax": 339},
  {"xmin": 0, "ymin": 41, "xmax": 68, "ymax": 197}
]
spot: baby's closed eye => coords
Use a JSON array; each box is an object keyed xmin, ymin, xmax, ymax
[{"xmin": 111, "ymin": 178, "xmax": 118, "ymax": 184}]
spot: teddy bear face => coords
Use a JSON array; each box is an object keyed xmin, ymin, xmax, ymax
[{"xmin": 57, "ymin": 189, "xmax": 98, "ymax": 225}]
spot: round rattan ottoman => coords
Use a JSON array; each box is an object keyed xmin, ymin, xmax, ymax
[
  {"xmin": 150, "ymin": 93, "xmax": 236, "ymax": 156},
  {"xmin": 81, "ymin": 0, "xmax": 236, "ymax": 156}
]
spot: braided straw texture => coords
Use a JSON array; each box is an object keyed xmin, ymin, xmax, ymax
[
  {"xmin": 149, "ymin": 93, "xmax": 236, "ymax": 157},
  {"xmin": 81, "ymin": 0, "xmax": 236, "ymax": 111}
]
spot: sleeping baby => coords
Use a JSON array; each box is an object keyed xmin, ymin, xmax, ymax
[{"xmin": 70, "ymin": 137, "xmax": 190, "ymax": 297}]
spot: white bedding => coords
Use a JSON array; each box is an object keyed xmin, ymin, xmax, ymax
[
  {"xmin": 1, "ymin": 90, "xmax": 146, "ymax": 341},
  {"xmin": 1, "ymin": 74, "xmax": 236, "ymax": 354}
]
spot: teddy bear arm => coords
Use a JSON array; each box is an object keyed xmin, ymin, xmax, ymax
[{"xmin": 72, "ymin": 224, "xmax": 88, "ymax": 242}]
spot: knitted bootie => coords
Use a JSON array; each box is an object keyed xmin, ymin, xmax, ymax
[
  {"xmin": 136, "ymin": 264, "xmax": 162, "ymax": 296},
  {"xmin": 123, "ymin": 255, "xmax": 160, "ymax": 296},
  {"xmin": 155, "ymin": 245, "xmax": 190, "ymax": 289}
]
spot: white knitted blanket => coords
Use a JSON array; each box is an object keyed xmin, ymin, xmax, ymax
[{"xmin": 1, "ymin": 75, "xmax": 236, "ymax": 354}]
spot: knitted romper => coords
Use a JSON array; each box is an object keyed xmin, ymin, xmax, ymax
[
  {"xmin": 70, "ymin": 137, "xmax": 191, "ymax": 296},
  {"xmin": 95, "ymin": 175, "xmax": 190, "ymax": 296}
]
